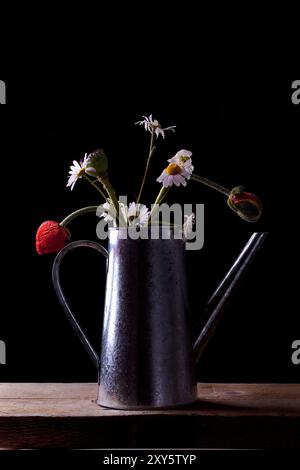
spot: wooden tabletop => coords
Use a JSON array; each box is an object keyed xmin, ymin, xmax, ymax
[{"xmin": 0, "ymin": 383, "xmax": 300, "ymax": 449}]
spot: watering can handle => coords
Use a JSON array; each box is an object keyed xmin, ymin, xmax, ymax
[{"xmin": 52, "ymin": 240, "xmax": 108, "ymax": 369}]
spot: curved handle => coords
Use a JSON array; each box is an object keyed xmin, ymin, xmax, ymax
[{"xmin": 52, "ymin": 240, "xmax": 108, "ymax": 369}]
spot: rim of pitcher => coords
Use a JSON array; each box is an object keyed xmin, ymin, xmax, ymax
[{"xmin": 107, "ymin": 226, "xmax": 184, "ymax": 240}]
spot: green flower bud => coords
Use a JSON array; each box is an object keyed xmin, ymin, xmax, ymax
[{"xmin": 86, "ymin": 149, "xmax": 108, "ymax": 177}]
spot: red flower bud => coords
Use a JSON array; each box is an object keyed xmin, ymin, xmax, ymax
[
  {"xmin": 36, "ymin": 221, "xmax": 70, "ymax": 255},
  {"xmin": 227, "ymin": 187, "xmax": 263, "ymax": 223}
]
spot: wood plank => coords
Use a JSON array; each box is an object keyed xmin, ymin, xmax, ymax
[
  {"xmin": 0, "ymin": 383, "xmax": 300, "ymax": 417},
  {"xmin": 0, "ymin": 383, "xmax": 300, "ymax": 449},
  {"xmin": 0, "ymin": 382, "xmax": 98, "ymax": 400}
]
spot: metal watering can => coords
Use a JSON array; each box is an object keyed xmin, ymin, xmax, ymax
[{"xmin": 52, "ymin": 228, "xmax": 267, "ymax": 409}]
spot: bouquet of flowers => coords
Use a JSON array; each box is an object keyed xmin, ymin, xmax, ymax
[{"xmin": 36, "ymin": 114, "xmax": 263, "ymax": 255}]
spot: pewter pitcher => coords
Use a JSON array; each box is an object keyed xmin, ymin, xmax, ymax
[{"xmin": 52, "ymin": 228, "xmax": 267, "ymax": 409}]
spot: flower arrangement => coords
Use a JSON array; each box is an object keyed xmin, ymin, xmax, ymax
[{"xmin": 36, "ymin": 115, "xmax": 263, "ymax": 255}]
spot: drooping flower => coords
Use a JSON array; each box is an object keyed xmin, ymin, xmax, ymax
[
  {"xmin": 135, "ymin": 114, "xmax": 176, "ymax": 139},
  {"xmin": 227, "ymin": 187, "xmax": 263, "ymax": 223},
  {"xmin": 98, "ymin": 200, "xmax": 149, "ymax": 227},
  {"xmin": 36, "ymin": 221, "xmax": 70, "ymax": 255},
  {"xmin": 67, "ymin": 154, "xmax": 90, "ymax": 190},
  {"xmin": 183, "ymin": 213, "xmax": 195, "ymax": 239}
]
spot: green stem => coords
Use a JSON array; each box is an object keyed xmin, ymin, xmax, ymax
[
  {"xmin": 149, "ymin": 186, "xmax": 170, "ymax": 223},
  {"xmin": 153, "ymin": 186, "xmax": 170, "ymax": 206},
  {"xmin": 191, "ymin": 174, "xmax": 231, "ymax": 196},
  {"xmin": 83, "ymin": 174, "xmax": 108, "ymax": 200},
  {"xmin": 98, "ymin": 175, "xmax": 125, "ymax": 226},
  {"xmin": 137, "ymin": 132, "xmax": 156, "ymax": 204},
  {"xmin": 60, "ymin": 206, "xmax": 98, "ymax": 227}
]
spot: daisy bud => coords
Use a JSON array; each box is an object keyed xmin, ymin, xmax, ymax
[
  {"xmin": 86, "ymin": 149, "xmax": 108, "ymax": 177},
  {"xmin": 227, "ymin": 187, "xmax": 263, "ymax": 223},
  {"xmin": 36, "ymin": 221, "xmax": 70, "ymax": 255}
]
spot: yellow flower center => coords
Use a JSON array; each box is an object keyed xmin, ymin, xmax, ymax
[
  {"xmin": 78, "ymin": 168, "xmax": 86, "ymax": 177},
  {"xmin": 179, "ymin": 156, "xmax": 189, "ymax": 164},
  {"xmin": 165, "ymin": 163, "xmax": 182, "ymax": 175}
]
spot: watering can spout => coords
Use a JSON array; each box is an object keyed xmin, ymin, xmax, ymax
[{"xmin": 193, "ymin": 232, "xmax": 268, "ymax": 365}]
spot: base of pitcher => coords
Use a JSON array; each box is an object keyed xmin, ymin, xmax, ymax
[{"xmin": 96, "ymin": 398, "xmax": 198, "ymax": 410}]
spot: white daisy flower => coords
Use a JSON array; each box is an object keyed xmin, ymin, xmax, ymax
[
  {"xmin": 156, "ymin": 162, "xmax": 191, "ymax": 187},
  {"xmin": 67, "ymin": 153, "xmax": 90, "ymax": 190},
  {"xmin": 127, "ymin": 202, "xmax": 150, "ymax": 226},
  {"xmin": 98, "ymin": 199, "xmax": 119, "ymax": 224},
  {"xmin": 157, "ymin": 149, "xmax": 194, "ymax": 187},
  {"xmin": 135, "ymin": 114, "xmax": 176, "ymax": 139},
  {"xmin": 183, "ymin": 213, "xmax": 195, "ymax": 239},
  {"xmin": 168, "ymin": 149, "xmax": 193, "ymax": 174},
  {"xmin": 98, "ymin": 200, "xmax": 149, "ymax": 227}
]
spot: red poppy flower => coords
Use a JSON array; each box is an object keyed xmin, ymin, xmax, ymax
[
  {"xmin": 227, "ymin": 187, "xmax": 263, "ymax": 223},
  {"xmin": 36, "ymin": 221, "xmax": 70, "ymax": 255}
]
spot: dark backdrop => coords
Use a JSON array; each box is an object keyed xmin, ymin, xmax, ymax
[{"xmin": 0, "ymin": 61, "xmax": 299, "ymax": 383}]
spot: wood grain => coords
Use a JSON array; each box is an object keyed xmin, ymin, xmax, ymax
[{"xmin": 0, "ymin": 383, "xmax": 300, "ymax": 449}]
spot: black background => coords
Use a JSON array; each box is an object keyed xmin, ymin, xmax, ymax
[{"xmin": 0, "ymin": 61, "xmax": 299, "ymax": 384}]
